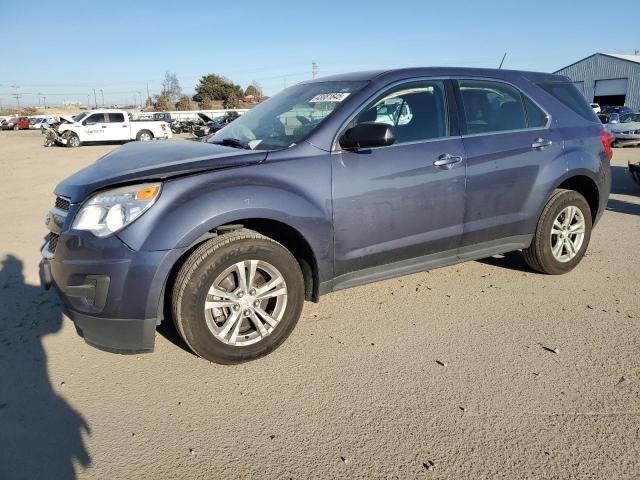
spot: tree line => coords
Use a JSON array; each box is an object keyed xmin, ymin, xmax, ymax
[{"xmin": 147, "ymin": 71, "xmax": 264, "ymax": 111}]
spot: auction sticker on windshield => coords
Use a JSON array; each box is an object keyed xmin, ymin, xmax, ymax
[{"xmin": 309, "ymin": 92, "xmax": 351, "ymax": 103}]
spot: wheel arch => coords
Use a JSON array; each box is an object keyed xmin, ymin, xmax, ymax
[
  {"xmin": 160, "ymin": 217, "xmax": 321, "ymax": 327},
  {"xmin": 556, "ymin": 174, "xmax": 600, "ymax": 223}
]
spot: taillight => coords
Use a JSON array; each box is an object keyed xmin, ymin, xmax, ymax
[{"xmin": 600, "ymin": 129, "xmax": 614, "ymax": 161}]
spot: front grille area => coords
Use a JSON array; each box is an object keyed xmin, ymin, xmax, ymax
[
  {"xmin": 46, "ymin": 232, "xmax": 59, "ymax": 254},
  {"xmin": 55, "ymin": 196, "xmax": 70, "ymax": 211}
]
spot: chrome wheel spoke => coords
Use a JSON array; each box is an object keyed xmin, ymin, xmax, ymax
[
  {"xmin": 229, "ymin": 315, "xmax": 243, "ymax": 343},
  {"xmin": 204, "ymin": 299, "xmax": 237, "ymax": 310},
  {"xmin": 255, "ymin": 275, "xmax": 285, "ymax": 298},
  {"xmin": 234, "ymin": 262, "xmax": 248, "ymax": 291},
  {"xmin": 566, "ymin": 238, "xmax": 576, "ymax": 256},
  {"xmin": 247, "ymin": 260, "xmax": 258, "ymax": 290},
  {"xmin": 254, "ymin": 306, "xmax": 279, "ymax": 328},
  {"xmin": 207, "ymin": 286, "xmax": 235, "ymax": 300},
  {"xmin": 552, "ymin": 239, "xmax": 564, "ymax": 258},
  {"xmin": 249, "ymin": 312, "xmax": 269, "ymax": 337},
  {"xmin": 219, "ymin": 310, "xmax": 242, "ymax": 338},
  {"xmin": 569, "ymin": 221, "xmax": 585, "ymax": 234}
]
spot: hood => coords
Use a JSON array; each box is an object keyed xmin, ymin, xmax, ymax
[
  {"xmin": 606, "ymin": 121, "xmax": 640, "ymax": 133},
  {"xmin": 55, "ymin": 139, "xmax": 267, "ymax": 202},
  {"xmin": 59, "ymin": 115, "xmax": 76, "ymax": 124}
]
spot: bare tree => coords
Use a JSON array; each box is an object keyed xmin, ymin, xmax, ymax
[{"xmin": 162, "ymin": 71, "xmax": 182, "ymax": 104}]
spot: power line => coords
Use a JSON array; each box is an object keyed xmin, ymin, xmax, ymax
[{"xmin": 10, "ymin": 84, "xmax": 21, "ymax": 109}]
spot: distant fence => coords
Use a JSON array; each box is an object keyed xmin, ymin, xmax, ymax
[{"xmin": 131, "ymin": 109, "xmax": 250, "ymax": 121}]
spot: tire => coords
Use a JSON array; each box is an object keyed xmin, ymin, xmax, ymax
[
  {"xmin": 136, "ymin": 130, "xmax": 153, "ymax": 141},
  {"xmin": 522, "ymin": 189, "xmax": 592, "ymax": 275},
  {"xmin": 171, "ymin": 229, "xmax": 305, "ymax": 364},
  {"xmin": 63, "ymin": 132, "xmax": 81, "ymax": 148},
  {"xmin": 13, "ymin": 125, "xmax": 18, "ymax": 131}
]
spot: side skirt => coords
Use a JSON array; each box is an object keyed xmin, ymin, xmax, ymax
[{"xmin": 319, "ymin": 235, "xmax": 532, "ymax": 295}]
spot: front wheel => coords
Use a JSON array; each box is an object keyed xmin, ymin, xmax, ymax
[
  {"xmin": 171, "ymin": 229, "xmax": 304, "ymax": 364},
  {"xmin": 63, "ymin": 131, "xmax": 81, "ymax": 148},
  {"xmin": 522, "ymin": 189, "xmax": 592, "ymax": 274}
]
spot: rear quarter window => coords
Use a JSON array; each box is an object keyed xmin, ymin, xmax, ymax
[{"xmin": 537, "ymin": 82, "xmax": 599, "ymax": 122}]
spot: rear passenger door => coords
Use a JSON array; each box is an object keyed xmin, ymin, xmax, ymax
[
  {"xmin": 453, "ymin": 78, "xmax": 562, "ymax": 255},
  {"xmin": 105, "ymin": 112, "xmax": 130, "ymax": 141}
]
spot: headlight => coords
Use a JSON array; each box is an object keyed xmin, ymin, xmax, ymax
[{"xmin": 72, "ymin": 183, "xmax": 161, "ymax": 237}]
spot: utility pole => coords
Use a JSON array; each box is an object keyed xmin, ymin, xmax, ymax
[
  {"xmin": 87, "ymin": 94, "xmax": 90, "ymax": 108},
  {"xmin": 498, "ymin": 52, "xmax": 507, "ymax": 69},
  {"xmin": 11, "ymin": 84, "xmax": 21, "ymax": 110},
  {"xmin": 92, "ymin": 88, "xmax": 97, "ymax": 108},
  {"xmin": 38, "ymin": 92, "xmax": 41, "ymax": 107},
  {"xmin": 43, "ymin": 96, "xmax": 47, "ymax": 109},
  {"xmin": 312, "ymin": 62, "xmax": 318, "ymax": 79},
  {"xmin": 137, "ymin": 91, "xmax": 142, "ymax": 109},
  {"xmin": 146, "ymin": 82, "xmax": 151, "ymax": 103},
  {"xmin": 100, "ymin": 89, "xmax": 104, "ymax": 107}
]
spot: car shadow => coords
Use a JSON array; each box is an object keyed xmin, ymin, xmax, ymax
[
  {"xmin": 606, "ymin": 198, "xmax": 640, "ymax": 216},
  {"xmin": 0, "ymin": 255, "xmax": 91, "ymax": 479},
  {"xmin": 476, "ymin": 251, "xmax": 533, "ymax": 273},
  {"xmin": 610, "ymin": 164, "xmax": 639, "ymax": 195}
]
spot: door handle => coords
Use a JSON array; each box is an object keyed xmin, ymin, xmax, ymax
[
  {"xmin": 532, "ymin": 138, "xmax": 552, "ymax": 149},
  {"xmin": 433, "ymin": 154, "xmax": 463, "ymax": 169},
  {"xmin": 101, "ymin": 125, "xmax": 107, "ymax": 128}
]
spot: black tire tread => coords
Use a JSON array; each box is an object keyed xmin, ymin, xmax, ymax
[
  {"xmin": 522, "ymin": 188, "xmax": 591, "ymax": 275},
  {"xmin": 171, "ymin": 228, "xmax": 302, "ymax": 363}
]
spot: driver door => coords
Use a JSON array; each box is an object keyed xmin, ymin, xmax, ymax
[
  {"xmin": 82, "ymin": 113, "xmax": 107, "ymax": 141},
  {"xmin": 332, "ymin": 79, "xmax": 466, "ymax": 280}
]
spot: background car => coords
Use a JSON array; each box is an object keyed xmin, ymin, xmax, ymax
[
  {"xmin": 0, "ymin": 116, "xmax": 30, "ymax": 130},
  {"xmin": 606, "ymin": 112, "xmax": 640, "ymax": 147},
  {"xmin": 590, "ymin": 103, "xmax": 601, "ymax": 114}
]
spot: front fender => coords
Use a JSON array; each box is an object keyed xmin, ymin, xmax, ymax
[{"xmin": 117, "ymin": 155, "xmax": 333, "ymax": 277}]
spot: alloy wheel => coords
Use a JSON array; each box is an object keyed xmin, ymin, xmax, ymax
[
  {"xmin": 204, "ymin": 260, "xmax": 288, "ymax": 346},
  {"xmin": 550, "ymin": 206, "xmax": 586, "ymax": 262}
]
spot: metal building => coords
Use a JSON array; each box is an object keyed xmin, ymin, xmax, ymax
[{"xmin": 554, "ymin": 53, "xmax": 640, "ymax": 110}]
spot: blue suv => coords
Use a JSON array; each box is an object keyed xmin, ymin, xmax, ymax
[{"xmin": 40, "ymin": 68, "xmax": 612, "ymax": 363}]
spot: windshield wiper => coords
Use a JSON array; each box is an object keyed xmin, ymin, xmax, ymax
[{"xmin": 211, "ymin": 138, "xmax": 249, "ymax": 149}]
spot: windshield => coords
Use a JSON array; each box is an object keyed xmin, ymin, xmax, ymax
[
  {"xmin": 73, "ymin": 112, "xmax": 89, "ymax": 122},
  {"xmin": 208, "ymin": 80, "xmax": 367, "ymax": 150},
  {"xmin": 621, "ymin": 113, "xmax": 640, "ymax": 123}
]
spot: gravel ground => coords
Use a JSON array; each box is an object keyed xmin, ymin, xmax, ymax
[{"xmin": 0, "ymin": 130, "xmax": 639, "ymax": 479}]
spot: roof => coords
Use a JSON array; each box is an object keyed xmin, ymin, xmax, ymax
[
  {"xmin": 555, "ymin": 52, "xmax": 640, "ymax": 73},
  {"xmin": 606, "ymin": 53, "xmax": 640, "ymax": 64},
  {"xmin": 307, "ymin": 67, "xmax": 562, "ymax": 84}
]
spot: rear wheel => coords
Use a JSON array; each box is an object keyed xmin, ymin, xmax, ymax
[
  {"xmin": 12, "ymin": 125, "xmax": 18, "ymax": 131},
  {"xmin": 64, "ymin": 131, "xmax": 81, "ymax": 148},
  {"xmin": 522, "ymin": 189, "xmax": 592, "ymax": 274},
  {"xmin": 136, "ymin": 130, "xmax": 153, "ymax": 141},
  {"xmin": 171, "ymin": 229, "xmax": 304, "ymax": 364}
]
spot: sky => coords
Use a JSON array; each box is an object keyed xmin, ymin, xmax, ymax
[{"xmin": 1, "ymin": 0, "xmax": 638, "ymax": 107}]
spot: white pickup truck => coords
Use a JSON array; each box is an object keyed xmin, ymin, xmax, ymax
[{"xmin": 48, "ymin": 109, "xmax": 172, "ymax": 147}]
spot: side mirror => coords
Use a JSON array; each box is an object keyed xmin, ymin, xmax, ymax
[{"xmin": 339, "ymin": 123, "xmax": 395, "ymax": 150}]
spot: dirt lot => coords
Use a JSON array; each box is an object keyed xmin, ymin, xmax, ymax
[{"xmin": 0, "ymin": 130, "xmax": 639, "ymax": 479}]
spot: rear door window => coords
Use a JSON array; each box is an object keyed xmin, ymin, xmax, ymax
[
  {"xmin": 457, "ymin": 79, "xmax": 527, "ymax": 134},
  {"xmin": 537, "ymin": 82, "xmax": 599, "ymax": 122},
  {"xmin": 108, "ymin": 113, "xmax": 125, "ymax": 123},
  {"xmin": 523, "ymin": 96, "xmax": 548, "ymax": 128}
]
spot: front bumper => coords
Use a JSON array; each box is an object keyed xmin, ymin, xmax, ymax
[
  {"xmin": 40, "ymin": 229, "xmax": 184, "ymax": 354},
  {"xmin": 613, "ymin": 133, "xmax": 640, "ymax": 147}
]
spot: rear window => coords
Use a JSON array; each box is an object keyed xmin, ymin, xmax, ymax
[{"xmin": 538, "ymin": 82, "xmax": 599, "ymax": 122}]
